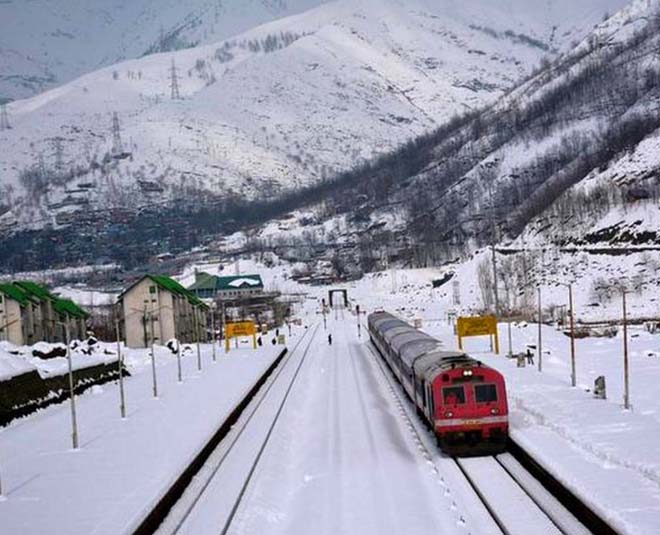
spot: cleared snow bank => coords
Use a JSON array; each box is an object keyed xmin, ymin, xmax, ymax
[{"xmin": 0, "ymin": 341, "xmax": 286, "ymax": 535}]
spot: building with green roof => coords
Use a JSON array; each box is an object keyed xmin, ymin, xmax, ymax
[
  {"xmin": 188, "ymin": 272, "xmax": 264, "ymax": 301},
  {"xmin": 118, "ymin": 274, "xmax": 209, "ymax": 348},
  {"xmin": 0, "ymin": 283, "xmax": 32, "ymax": 345},
  {"xmin": 0, "ymin": 281, "xmax": 89, "ymax": 345}
]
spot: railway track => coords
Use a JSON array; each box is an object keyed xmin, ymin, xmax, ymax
[
  {"xmin": 367, "ymin": 342, "xmax": 617, "ymax": 535},
  {"xmin": 151, "ymin": 323, "xmax": 320, "ymax": 535}
]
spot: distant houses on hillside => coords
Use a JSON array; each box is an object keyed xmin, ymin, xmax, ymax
[{"xmin": 0, "ymin": 281, "xmax": 89, "ymax": 345}]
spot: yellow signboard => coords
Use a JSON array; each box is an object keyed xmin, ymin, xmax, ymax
[
  {"xmin": 225, "ymin": 321, "xmax": 257, "ymax": 352},
  {"xmin": 457, "ymin": 315, "xmax": 499, "ymax": 354},
  {"xmin": 226, "ymin": 321, "xmax": 257, "ymax": 337}
]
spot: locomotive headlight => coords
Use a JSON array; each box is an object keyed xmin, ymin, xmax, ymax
[
  {"xmin": 490, "ymin": 408, "xmax": 500, "ymax": 415},
  {"xmin": 445, "ymin": 411, "xmax": 454, "ymax": 418},
  {"xmin": 463, "ymin": 369, "xmax": 473, "ymax": 377}
]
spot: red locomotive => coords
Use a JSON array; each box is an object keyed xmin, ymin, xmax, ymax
[{"xmin": 368, "ymin": 311, "xmax": 508, "ymax": 456}]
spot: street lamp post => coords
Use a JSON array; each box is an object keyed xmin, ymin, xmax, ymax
[
  {"xmin": 149, "ymin": 312, "xmax": 158, "ymax": 398},
  {"xmin": 194, "ymin": 307, "xmax": 202, "ymax": 371},
  {"xmin": 114, "ymin": 318, "xmax": 126, "ymax": 418},
  {"xmin": 537, "ymin": 287, "xmax": 543, "ymax": 373},
  {"xmin": 623, "ymin": 289, "xmax": 630, "ymax": 410},
  {"xmin": 568, "ymin": 283, "xmax": 577, "ymax": 387},
  {"xmin": 64, "ymin": 320, "xmax": 79, "ymax": 449},
  {"xmin": 211, "ymin": 303, "xmax": 217, "ymax": 363}
]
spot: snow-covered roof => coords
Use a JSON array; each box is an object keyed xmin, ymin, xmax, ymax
[
  {"xmin": 188, "ymin": 273, "xmax": 264, "ymax": 291},
  {"xmin": 228, "ymin": 277, "xmax": 261, "ymax": 288}
]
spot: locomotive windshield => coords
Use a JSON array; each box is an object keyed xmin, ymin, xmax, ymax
[
  {"xmin": 442, "ymin": 386, "xmax": 466, "ymax": 405},
  {"xmin": 475, "ymin": 384, "xmax": 498, "ymax": 403}
]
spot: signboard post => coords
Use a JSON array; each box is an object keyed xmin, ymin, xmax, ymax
[
  {"xmin": 457, "ymin": 315, "xmax": 499, "ymax": 354},
  {"xmin": 225, "ymin": 321, "xmax": 258, "ymax": 352}
]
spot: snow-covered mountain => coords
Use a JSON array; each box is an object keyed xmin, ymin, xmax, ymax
[
  {"xmin": 243, "ymin": 0, "xmax": 658, "ymax": 313},
  {"xmin": 0, "ymin": 0, "xmax": 627, "ymax": 272},
  {"xmin": 0, "ymin": 0, "xmax": 329, "ymax": 100}
]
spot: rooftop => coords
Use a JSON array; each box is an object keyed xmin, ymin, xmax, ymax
[{"xmin": 188, "ymin": 273, "xmax": 264, "ymax": 292}]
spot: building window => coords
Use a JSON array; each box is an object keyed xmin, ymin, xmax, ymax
[{"xmin": 149, "ymin": 286, "xmax": 157, "ymax": 294}]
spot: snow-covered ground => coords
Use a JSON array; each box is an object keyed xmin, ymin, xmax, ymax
[
  {"xmin": 437, "ymin": 323, "xmax": 660, "ymax": 535},
  {"xmin": 3, "ymin": 254, "xmax": 660, "ymax": 534},
  {"xmin": 0, "ymin": 341, "xmax": 286, "ymax": 534},
  {"xmin": 0, "ymin": 339, "xmax": 117, "ymax": 381},
  {"xmin": 163, "ymin": 318, "xmax": 501, "ymax": 535},
  {"xmin": 339, "ymin": 268, "xmax": 660, "ymax": 535}
]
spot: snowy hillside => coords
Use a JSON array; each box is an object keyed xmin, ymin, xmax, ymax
[
  {"xmin": 0, "ymin": 0, "xmax": 328, "ymax": 100},
  {"xmin": 0, "ymin": 0, "xmax": 627, "ymax": 272},
  {"xmin": 206, "ymin": 0, "xmax": 660, "ymax": 317}
]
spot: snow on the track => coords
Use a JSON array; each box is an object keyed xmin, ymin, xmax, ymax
[
  {"xmin": 181, "ymin": 319, "xmax": 482, "ymax": 535},
  {"xmin": 0, "ymin": 342, "xmax": 284, "ymax": 535},
  {"xmin": 457, "ymin": 457, "xmax": 562, "ymax": 535}
]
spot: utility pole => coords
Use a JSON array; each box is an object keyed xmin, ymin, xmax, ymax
[
  {"xmin": 170, "ymin": 58, "xmax": 181, "ymax": 100},
  {"xmin": 150, "ymin": 313, "xmax": 158, "ymax": 398},
  {"xmin": 115, "ymin": 318, "xmax": 126, "ymax": 418},
  {"xmin": 487, "ymin": 183, "xmax": 500, "ymax": 316},
  {"xmin": 537, "ymin": 287, "xmax": 543, "ymax": 373},
  {"xmin": 568, "ymin": 284, "xmax": 576, "ymax": 387},
  {"xmin": 65, "ymin": 321, "xmax": 79, "ymax": 449},
  {"xmin": 0, "ymin": 102, "xmax": 10, "ymax": 131},
  {"xmin": 54, "ymin": 137, "xmax": 64, "ymax": 170},
  {"xmin": 111, "ymin": 112, "xmax": 123, "ymax": 154},
  {"xmin": 623, "ymin": 290, "xmax": 630, "ymax": 410},
  {"xmin": 211, "ymin": 304, "xmax": 217, "ymax": 362},
  {"xmin": 195, "ymin": 308, "xmax": 202, "ymax": 371},
  {"xmin": 176, "ymin": 340, "xmax": 183, "ymax": 383}
]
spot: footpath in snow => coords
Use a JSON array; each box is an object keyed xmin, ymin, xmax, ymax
[
  {"xmin": 0, "ymin": 341, "xmax": 285, "ymax": 535},
  {"xmin": 426, "ymin": 321, "xmax": 660, "ymax": 535}
]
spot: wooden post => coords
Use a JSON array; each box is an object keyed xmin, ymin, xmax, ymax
[{"xmin": 623, "ymin": 290, "xmax": 630, "ymax": 410}]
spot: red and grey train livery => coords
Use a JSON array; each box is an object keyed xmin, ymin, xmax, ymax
[{"xmin": 368, "ymin": 311, "xmax": 509, "ymax": 456}]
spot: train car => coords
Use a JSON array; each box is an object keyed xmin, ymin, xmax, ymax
[{"xmin": 368, "ymin": 311, "xmax": 508, "ymax": 456}]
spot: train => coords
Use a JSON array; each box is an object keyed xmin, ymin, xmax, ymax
[{"xmin": 368, "ymin": 311, "xmax": 509, "ymax": 456}]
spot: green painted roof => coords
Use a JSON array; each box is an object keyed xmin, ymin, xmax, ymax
[
  {"xmin": 188, "ymin": 273, "xmax": 264, "ymax": 292},
  {"xmin": 53, "ymin": 298, "xmax": 90, "ymax": 319},
  {"xmin": 14, "ymin": 281, "xmax": 55, "ymax": 301},
  {"xmin": 0, "ymin": 283, "xmax": 31, "ymax": 306},
  {"xmin": 121, "ymin": 274, "xmax": 207, "ymax": 309}
]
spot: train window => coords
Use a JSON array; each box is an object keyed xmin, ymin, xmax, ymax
[
  {"xmin": 475, "ymin": 384, "xmax": 498, "ymax": 403},
  {"xmin": 442, "ymin": 386, "xmax": 465, "ymax": 405}
]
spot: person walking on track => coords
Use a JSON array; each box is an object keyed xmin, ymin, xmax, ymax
[{"xmin": 328, "ymin": 334, "xmax": 333, "ymax": 345}]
